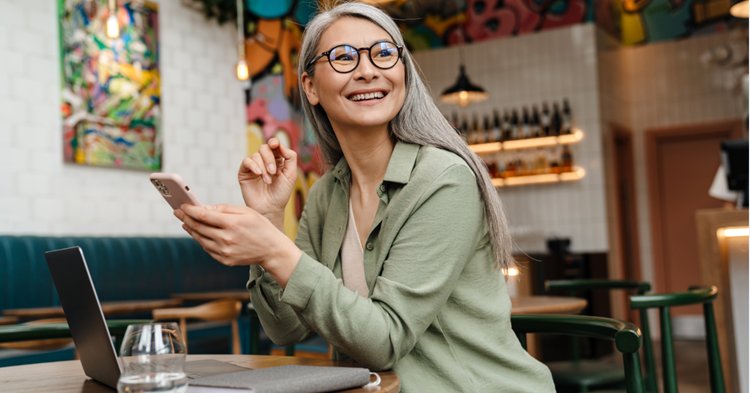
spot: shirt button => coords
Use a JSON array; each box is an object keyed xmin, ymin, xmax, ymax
[
  {"xmin": 366, "ymin": 243, "xmax": 374, "ymax": 251},
  {"xmin": 379, "ymin": 184, "xmax": 386, "ymax": 193}
]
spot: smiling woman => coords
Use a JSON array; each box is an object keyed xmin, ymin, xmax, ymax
[{"xmin": 174, "ymin": 2, "xmax": 555, "ymax": 392}]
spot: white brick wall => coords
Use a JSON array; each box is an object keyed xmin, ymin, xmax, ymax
[
  {"xmin": 0, "ymin": 0, "xmax": 247, "ymax": 236},
  {"xmin": 414, "ymin": 23, "xmax": 608, "ymax": 254}
]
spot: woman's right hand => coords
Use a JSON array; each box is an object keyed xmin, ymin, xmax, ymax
[{"xmin": 238, "ymin": 138, "xmax": 297, "ymax": 217}]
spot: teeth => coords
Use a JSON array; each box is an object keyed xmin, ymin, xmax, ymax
[{"xmin": 349, "ymin": 91, "xmax": 385, "ymax": 101}]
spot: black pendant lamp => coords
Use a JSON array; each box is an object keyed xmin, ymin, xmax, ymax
[
  {"xmin": 440, "ymin": 64, "xmax": 488, "ymax": 107},
  {"xmin": 440, "ymin": 21, "xmax": 488, "ymax": 107}
]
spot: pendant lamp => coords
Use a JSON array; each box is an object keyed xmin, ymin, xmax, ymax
[{"xmin": 440, "ymin": 23, "xmax": 487, "ymax": 107}]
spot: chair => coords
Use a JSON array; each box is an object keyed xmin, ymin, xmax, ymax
[
  {"xmin": 543, "ymin": 279, "xmax": 653, "ymax": 392},
  {"xmin": 153, "ymin": 299, "xmax": 242, "ymax": 354},
  {"xmin": 511, "ymin": 314, "xmax": 644, "ymax": 393},
  {"xmin": 629, "ymin": 286, "xmax": 724, "ymax": 393}
]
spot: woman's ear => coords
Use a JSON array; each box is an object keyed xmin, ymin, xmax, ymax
[{"xmin": 301, "ymin": 72, "xmax": 319, "ymax": 106}]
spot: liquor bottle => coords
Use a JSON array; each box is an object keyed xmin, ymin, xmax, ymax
[
  {"xmin": 521, "ymin": 107, "xmax": 531, "ymax": 139},
  {"xmin": 471, "ymin": 114, "xmax": 480, "ymax": 144},
  {"xmin": 460, "ymin": 115, "xmax": 469, "ymax": 142},
  {"xmin": 510, "ymin": 109, "xmax": 520, "ymax": 140},
  {"xmin": 562, "ymin": 98, "xmax": 573, "ymax": 134},
  {"xmin": 551, "ymin": 102, "xmax": 562, "ymax": 136},
  {"xmin": 531, "ymin": 106, "xmax": 542, "ymax": 138},
  {"xmin": 540, "ymin": 102, "xmax": 551, "ymax": 136},
  {"xmin": 492, "ymin": 109, "xmax": 502, "ymax": 142},
  {"xmin": 451, "ymin": 112, "xmax": 460, "ymax": 135},
  {"xmin": 483, "ymin": 115, "xmax": 491, "ymax": 144},
  {"xmin": 502, "ymin": 110, "xmax": 512, "ymax": 141},
  {"xmin": 561, "ymin": 145, "xmax": 573, "ymax": 171}
]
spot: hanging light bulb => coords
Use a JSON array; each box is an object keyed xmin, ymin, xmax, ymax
[
  {"xmin": 106, "ymin": 0, "xmax": 120, "ymax": 39},
  {"xmin": 235, "ymin": 0, "xmax": 251, "ymax": 82},
  {"xmin": 236, "ymin": 59, "xmax": 250, "ymax": 80}
]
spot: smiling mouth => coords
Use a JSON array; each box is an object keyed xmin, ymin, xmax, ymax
[{"xmin": 347, "ymin": 91, "xmax": 388, "ymax": 102}]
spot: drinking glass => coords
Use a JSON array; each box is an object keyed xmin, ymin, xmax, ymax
[{"xmin": 117, "ymin": 322, "xmax": 188, "ymax": 393}]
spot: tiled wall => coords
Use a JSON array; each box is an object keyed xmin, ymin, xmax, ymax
[
  {"xmin": 414, "ymin": 24, "xmax": 609, "ymax": 254},
  {"xmin": 603, "ymin": 29, "xmax": 747, "ymax": 292},
  {"xmin": 0, "ymin": 0, "xmax": 247, "ymax": 235}
]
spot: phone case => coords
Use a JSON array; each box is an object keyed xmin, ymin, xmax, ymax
[{"xmin": 149, "ymin": 173, "xmax": 202, "ymax": 209}]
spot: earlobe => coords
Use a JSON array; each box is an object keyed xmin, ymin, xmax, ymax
[{"xmin": 301, "ymin": 72, "xmax": 320, "ymax": 106}]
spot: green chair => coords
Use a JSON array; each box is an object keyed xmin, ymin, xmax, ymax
[
  {"xmin": 544, "ymin": 279, "xmax": 653, "ymax": 392},
  {"xmin": 629, "ymin": 286, "xmax": 724, "ymax": 393},
  {"xmin": 511, "ymin": 314, "xmax": 644, "ymax": 393}
]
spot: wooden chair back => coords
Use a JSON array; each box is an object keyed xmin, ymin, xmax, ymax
[{"xmin": 152, "ymin": 299, "xmax": 242, "ymax": 354}]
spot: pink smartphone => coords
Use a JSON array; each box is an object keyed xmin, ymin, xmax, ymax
[{"xmin": 149, "ymin": 173, "xmax": 202, "ymax": 209}]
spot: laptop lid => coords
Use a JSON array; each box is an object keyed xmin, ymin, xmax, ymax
[{"xmin": 45, "ymin": 246, "xmax": 122, "ymax": 389}]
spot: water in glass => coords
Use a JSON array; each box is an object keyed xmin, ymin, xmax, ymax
[{"xmin": 117, "ymin": 323, "xmax": 188, "ymax": 393}]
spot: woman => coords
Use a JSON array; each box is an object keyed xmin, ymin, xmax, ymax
[{"xmin": 175, "ymin": 2, "xmax": 555, "ymax": 392}]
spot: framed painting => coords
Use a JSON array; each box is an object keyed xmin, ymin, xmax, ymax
[{"xmin": 58, "ymin": 0, "xmax": 161, "ymax": 170}]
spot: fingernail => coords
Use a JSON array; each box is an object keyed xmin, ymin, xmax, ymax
[{"xmin": 268, "ymin": 163, "xmax": 276, "ymax": 173}]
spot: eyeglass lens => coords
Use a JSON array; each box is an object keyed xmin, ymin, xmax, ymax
[{"xmin": 327, "ymin": 41, "xmax": 400, "ymax": 73}]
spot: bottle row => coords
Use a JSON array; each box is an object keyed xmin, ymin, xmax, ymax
[
  {"xmin": 447, "ymin": 99, "xmax": 575, "ymax": 144},
  {"xmin": 484, "ymin": 145, "xmax": 575, "ymax": 179}
]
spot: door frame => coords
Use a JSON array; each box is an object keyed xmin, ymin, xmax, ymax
[{"xmin": 645, "ymin": 120, "xmax": 744, "ymax": 293}]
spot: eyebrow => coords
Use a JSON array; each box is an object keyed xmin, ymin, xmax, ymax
[{"xmin": 324, "ymin": 39, "xmax": 395, "ymax": 49}]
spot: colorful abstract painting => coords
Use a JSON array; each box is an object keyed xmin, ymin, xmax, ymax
[{"xmin": 58, "ymin": 0, "xmax": 161, "ymax": 170}]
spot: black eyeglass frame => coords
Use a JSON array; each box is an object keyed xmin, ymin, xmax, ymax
[{"xmin": 305, "ymin": 40, "xmax": 404, "ymax": 74}]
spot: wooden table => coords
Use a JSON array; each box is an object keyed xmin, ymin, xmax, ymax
[
  {"xmin": 3, "ymin": 299, "xmax": 183, "ymax": 320},
  {"xmin": 510, "ymin": 295, "xmax": 587, "ymax": 315},
  {"xmin": 171, "ymin": 290, "xmax": 251, "ymax": 303},
  {"xmin": 510, "ymin": 295, "xmax": 587, "ymax": 358},
  {"xmin": 0, "ymin": 355, "xmax": 399, "ymax": 393}
]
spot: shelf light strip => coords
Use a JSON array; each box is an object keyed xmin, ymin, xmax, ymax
[
  {"xmin": 491, "ymin": 166, "xmax": 586, "ymax": 187},
  {"xmin": 470, "ymin": 128, "xmax": 584, "ymax": 154},
  {"xmin": 717, "ymin": 226, "xmax": 749, "ymax": 238}
]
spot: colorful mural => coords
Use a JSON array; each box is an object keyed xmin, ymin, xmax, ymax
[
  {"xmin": 58, "ymin": 0, "xmax": 161, "ymax": 170},
  {"xmin": 598, "ymin": 0, "xmax": 736, "ymax": 45},
  {"xmin": 380, "ymin": 0, "xmax": 735, "ymax": 49},
  {"xmin": 244, "ymin": 0, "xmax": 323, "ymax": 239},
  {"xmin": 383, "ymin": 0, "xmax": 591, "ymax": 50}
]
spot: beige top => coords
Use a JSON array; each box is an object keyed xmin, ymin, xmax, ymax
[{"xmin": 341, "ymin": 200, "xmax": 369, "ymax": 297}]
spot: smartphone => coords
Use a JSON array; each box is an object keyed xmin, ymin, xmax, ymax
[{"xmin": 149, "ymin": 173, "xmax": 202, "ymax": 209}]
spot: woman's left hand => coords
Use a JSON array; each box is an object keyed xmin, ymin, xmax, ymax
[{"xmin": 174, "ymin": 204, "xmax": 300, "ymax": 275}]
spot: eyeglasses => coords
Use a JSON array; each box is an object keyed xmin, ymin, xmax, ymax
[{"xmin": 306, "ymin": 40, "xmax": 403, "ymax": 74}]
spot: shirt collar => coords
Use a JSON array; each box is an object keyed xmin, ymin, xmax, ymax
[{"xmin": 331, "ymin": 140, "xmax": 420, "ymax": 186}]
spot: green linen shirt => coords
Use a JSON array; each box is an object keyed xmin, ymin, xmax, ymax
[{"xmin": 248, "ymin": 141, "xmax": 555, "ymax": 392}]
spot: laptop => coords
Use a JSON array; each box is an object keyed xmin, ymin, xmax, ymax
[{"xmin": 45, "ymin": 246, "xmax": 249, "ymax": 390}]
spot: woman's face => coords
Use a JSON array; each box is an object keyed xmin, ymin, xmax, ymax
[{"xmin": 302, "ymin": 17, "xmax": 406, "ymax": 136}]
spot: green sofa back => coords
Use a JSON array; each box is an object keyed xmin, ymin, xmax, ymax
[{"xmin": 0, "ymin": 236, "xmax": 249, "ymax": 312}]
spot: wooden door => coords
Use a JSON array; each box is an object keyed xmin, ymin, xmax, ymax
[{"xmin": 646, "ymin": 120, "xmax": 743, "ymax": 315}]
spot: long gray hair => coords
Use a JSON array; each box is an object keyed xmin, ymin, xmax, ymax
[{"xmin": 298, "ymin": 1, "xmax": 513, "ymax": 269}]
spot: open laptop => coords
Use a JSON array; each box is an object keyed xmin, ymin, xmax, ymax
[{"xmin": 45, "ymin": 246, "xmax": 248, "ymax": 389}]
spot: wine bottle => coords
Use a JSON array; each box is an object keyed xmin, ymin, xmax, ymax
[
  {"xmin": 562, "ymin": 98, "xmax": 573, "ymax": 134},
  {"xmin": 521, "ymin": 107, "xmax": 531, "ymax": 139},
  {"xmin": 510, "ymin": 109, "xmax": 520, "ymax": 140},
  {"xmin": 541, "ymin": 102, "xmax": 551, "ymax": 136},
  {"xmin": 551, "ymin": 102, "xmax": 562, "ymax": 136},
  {"xmin": 502, "ymin": 110, "xmax": 512, "ymax": 141},
  {"xmin": 531, "ymin": 106, "xmax": 542, "ymax": 138},
  {"xmin": 561, "ymin": 145, "xmax": 573, "ymax": 171},
  {"xmin": 483, "ymin": 114, "xmax": 491, "ymax": 144},
  {"xmin": 492, "ymin": 109, "xmax": 502, "ymax": 142}
]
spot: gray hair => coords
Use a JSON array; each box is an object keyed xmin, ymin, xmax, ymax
[{"xmin": 298, "ymin": 1, "xmax": 513, "ymax": 269}]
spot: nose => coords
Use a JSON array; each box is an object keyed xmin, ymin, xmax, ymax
[{"xmin": 352, "ymin": 49, "xmax": 378, "ymax": 82}]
